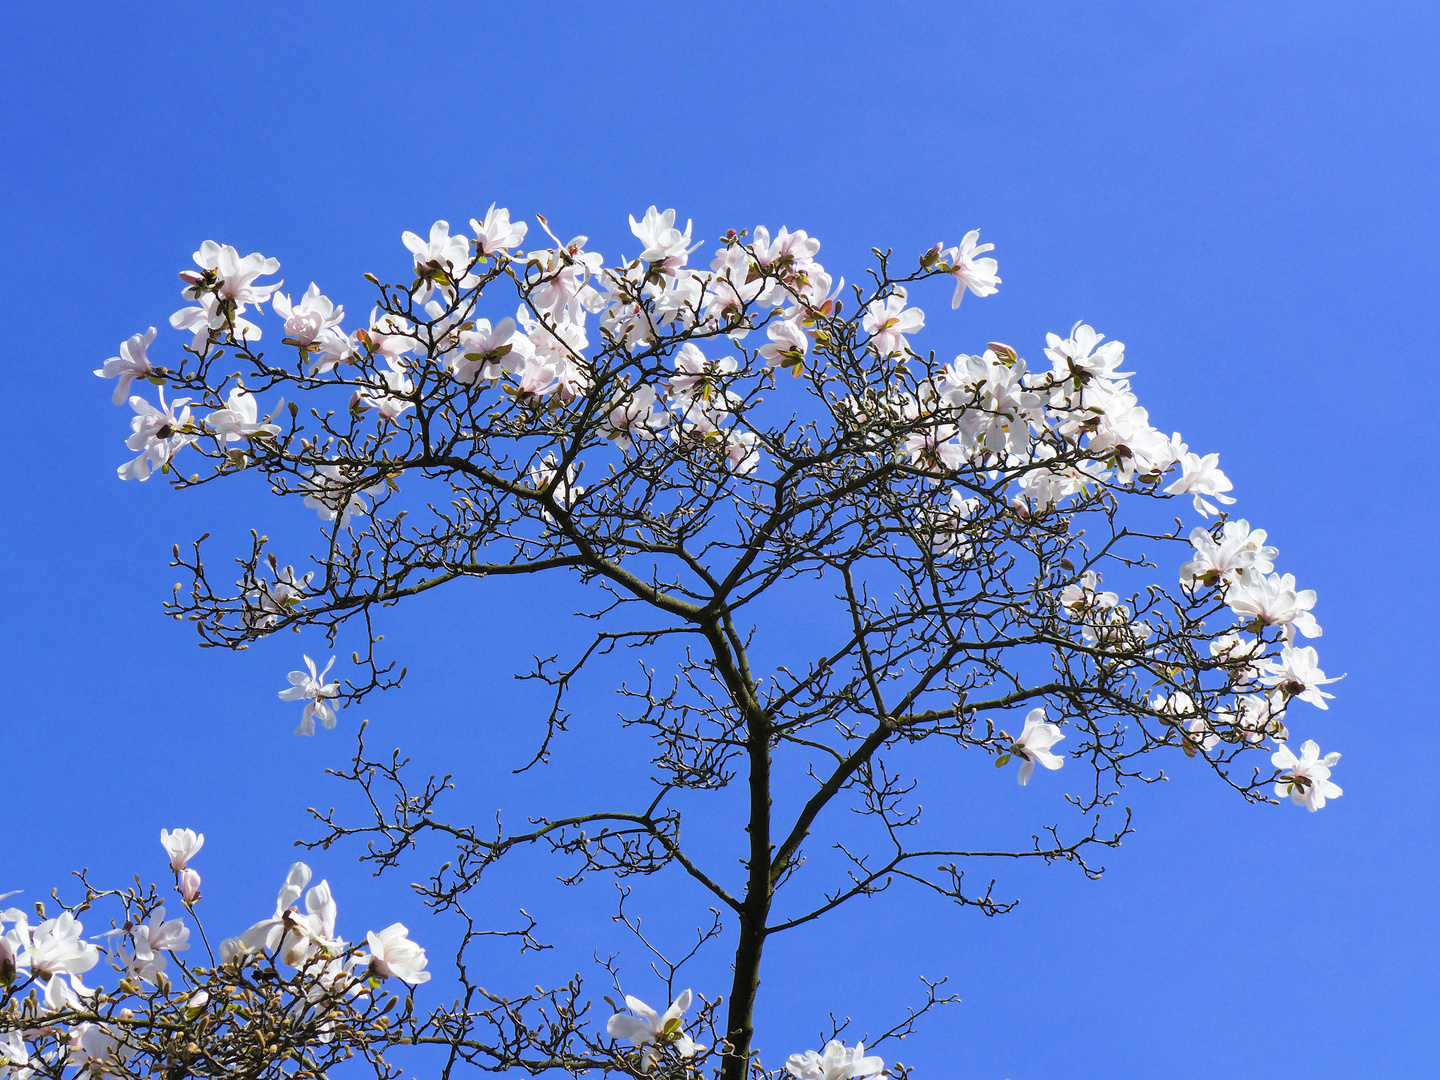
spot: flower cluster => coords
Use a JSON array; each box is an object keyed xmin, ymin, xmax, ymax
[{"xmin": 0, "ymin": 833, "xmax": 429, "ymax": 1080}]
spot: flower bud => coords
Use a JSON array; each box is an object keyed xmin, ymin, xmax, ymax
[{"xmin": 180, "ymin": 868, "xmax": 202, "ymax": 904}]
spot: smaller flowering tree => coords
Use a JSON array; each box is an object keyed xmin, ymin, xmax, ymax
[{"xmin": 60, "ymin": 202, "xmax": 1346, "ymax": 1080}]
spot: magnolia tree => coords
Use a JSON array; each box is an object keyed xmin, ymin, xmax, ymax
[{"xmin": 2, "ymin": 206, "xmax": 1343, "ymax": 1080}]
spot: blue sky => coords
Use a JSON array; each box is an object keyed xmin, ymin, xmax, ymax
[{"xmin": 3, "ymin": 3, "xmax": 1437, "ymax": 1078}]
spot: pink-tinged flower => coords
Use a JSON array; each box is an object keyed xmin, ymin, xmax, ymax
[
  {"xmin": 726, "ymin": 430, "xmax": 761, "ymax": 475},
  {"xmin": 95, "ymin": 327, "xmax": 157, "ymax": 405},
  {"xmin": 1260, "ymin": 645, "xmax": 1340, "ymax": 710},
  {"xmin": 301, "ymin": 463, "xmax": 385, "ymax": 526},
  {"xmin": 364, "ymin": 924, "xmax": 430, "ymax": 985},
  {"xmin": 470, "ymin": 203, "xmax": 528, "ymax": 256},
  {"xmin": 600, "ymin": 384, "xmax": 669, "ymax": 451},
  {"xmin": 606, "ymin": 990, "xmax": 703, "ymax": 1071},
  {"xmin": 351, "ymin": 358, "xmax": 415, "ymax": 421},
  {"xmin": 160, "ymin": 828, "xmax": 204, "ymax": 872},
  {"xmin": 206, "ymin": 384, "xmax": 282, "ymax": 443},
  {"xmin": 668, "ymin": 343, "xmax": 740, "ymax": 410},
  {"xmin": 21, "ymin": 913, "xmax": 98, "ymax": 980},
  {"xmin": 902, "ymin": 425, "xmax": 964, "ymax": 476},
  {"xmin": 279, "ymin": 655, "xmax": 340, "ymax": 736},
  {"xmin": 179, "ymin": 241, "xmax": 282, "ymax": 311},
  {"xmin": 758, "ymin": 318, "xmax": 808, "ymax": 374},
  {"xmin": 1007, "ymin": 707, "xmax": 1065, "ymax": 784},
  {"xmin": 180, "ymin": 868, "xmax": 202, "ymax": 904},
  {"xmin": 1272, "ymin": 739, "xmax": 1341, "ymax": 811},
  {"xmin": 786, "ymin": 1040, "xmax": 884, "ymax": 1080},
  {"xmin": 942, "ymin": 229, "xmax": 1000, "ymax": 308},
  {"xmin": 272, "ymin": 283, "xmax": 344, "ymax": 347},
  {"xmin": 119, "ymin": 905, "xmax": 189, "ymax": 985},
  {"xmin": 862, "ymin": 288, "xmax": 924, "ymax": 356},
  {"xmin": 453, "ymin": 317, "xmax": 532, "ymax": 384}
]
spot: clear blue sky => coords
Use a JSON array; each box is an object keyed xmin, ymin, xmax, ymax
[{"xmin": 3, "ymin": 4, "xmax": 1437, "ymax": 1078}]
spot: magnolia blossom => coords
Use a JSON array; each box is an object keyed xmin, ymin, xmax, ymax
[
  {"xmin": 118, "ymin": 388, "xmax": 194, "ymax": 481},
  {"xmin": 94, "ymin": 327, "xmax": 156, "ymax": 405},
  {"xmin": 758, "ymin": 318, "xmax": 808, "ymax": 373},
  {"xmin": 180, "ymin": 868, "xmax": 202, "ymax": 904},
  {"xmin": 1008, "ymin": 708, "xmax": 1065, "ymax": 784},
  {"xmin": 669, "ymin": 343, "xmax": 740, "ymax": 410},
  {"xmin": 352, "ymin": 357, "xmax": 415, "ymax": 420},
  {"xmin": 786, "ymin": 1040, "xmax": 884, "ymax": 1080},
  {"xmin": 119, "ymin": 905, "xmax": 189, "ymax": 984},
  {"xmin": 862, "ymin": 288, "xmax": 924, "ymax": 356},
  {"xmin": 225, "ymin": 862, "xmax": 342, "ymax": 967},
  {"xmin": 403, "ymin": 220, "xmax": 476, "ymax": 302},
  {"xmin": 942, "ymin": 229, "xmax": 1000, "ymax": 308},
  {"xmin": 527, "ymin": 454, "xmax": 584, "ymax": 512},
  {"xmin": 1272, "ymin": 740, "xmax": 1342, "ymax": 811},
  {"xmin": 180, "ymin": 241, "xmax": 281, "ymax": 310},
  {"xmin": 0, "ymin": 1031, "xmax": 30, "ymax": 1079},
  {"xmin": 279, "ymin": 655, "xmax": 340, "ymax": 736},
  {"xmin": 902, "ymin": 425, "xmax": 964, "ymax": 476},
  {"xmin": 206, "ymin": 384, "xmax": 282, "ymax": 443},
  {"xmin": 244, "ymin": 565, "xmax": 313, "ymax": 629},
  {"xmin": 364, "ymin": 924, "xmax": 431, "ymax": 984},
  {"xmin": 1261, "ymin": 645, "xmax": 1340, "ymax": 710},
  {"xmin": 605, "ymin": 990, "xmax": 702, "ymax": 1071},
  {"xmin": 726, "ymin": 429, "xmax": 761, "ymax": 475},
  {"xmin": 273, "ymin": 283, "xmax": 344, "ymax": 347},
  {"xmin": 301, "ymin": 464, "xmax": 384, "ymax": 526},
  {"xmin": 471, "ymin": 203, "xmax": 528, "ymax": 256},
  {"xmin": 19, "ymin": 913, "xmax": 98, "ymax": 980},
  {"xmin": 1164, "ymin": 448, "xmax": 1236, "ymax": 518},
  {"xmin": 1226, "ymin": 570, "xmax": 1322, "ymax": 641},
  {"xmin": 630, "ymin": 206, "xmax": 698, "ymax": 276},
  {"xmin": 453, "ymin": 317, "xmax": 531, "ymax": 384},
  {"xmin": 1180, "ymin": 521, "xmax": 1272, "ymax": 588},
  {"xmin": 160, "ymin": 828, "xmax": 204, "ymax": 872},
  {"xmin": 600, "ymin": 384, "xmax": 669, "ymax": 450},
  {"xmin": 1058, "ymin": 571, "xmax": 1119, "ymax": 616},
  {"xmin": 1044, "ymin": 322, "xmax": 1129, "ymax": 383}
]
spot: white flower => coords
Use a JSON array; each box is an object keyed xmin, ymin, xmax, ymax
[
  {"xmin": 471, "ymin": 203, "xmax": 528, "ymax": 256},
  {"xmin": 279, "ymin": 655, "xmax": 340, "ymax": 736},
  {"xmin": 352, "ymin": 357, "xmax": 415, "ymax": 420},
  {"xmin": 726, "ymin": 430, "xmax": 761, "ymax": 475},
  {"xmin": 273, "ymin": 283, "xmax": 344, "ymax": 347},
  {"xmin": 243, "ymin": 565, "xmax": 313, "ymax": 629},
  {"xmin": 786, "ymin": 1040, "xmax": 885, "ymax": 1080},
  {"xmin": 629, "ymin": 206, "xmax": 697, "ymax": 276},
  {"xmin": 605, "ymin": 990, "xmax": 703, "ymax": 1071},
  {"xmin": 453, "ymin": 317, "xmax": 532, "ymax": 384},
  {"xmin": 526, "ymin": 454, "xmax": 584, "ymax": 514},
  {"xmin": 179, "ymin": 241, "xmax": 281, "ymax": 310},
  {"xmin": 301, "ymin": 463, "xmax": 385, "ymax": 526},
  {"xmin": 95, "ymin": 327, "xmax": 157, "ymax": 405},
  {"xmin": 1260, "ymin": 645, "xmax": 1340, "ymax": 710},
  {"xmin": 942, "ymin": 229, "xmax": 1000, "ymax": 308},
  {"xmin": 364, "ymin": 923, "xmax": 430, "ymax": 985},
  {"xmin": 1058, "ymin": 571, "xmax": 1119, "ymax": 616},
  {"xmin": 901, "ymin": 425, "xmax": 964, "ymax": 476},
  {"xmin": 227, "ymin": 862, "xmax": 339, "ymax": 964},
  {"xmin": 1164, "ymin": 449, "xmax": 1236, "ymax": 517},
  {"xmin": 160, "ymin": 828, "xmax": 204, "ymax": 872},
  {"xmin": 862, "ymin": 288, "xmax": 924, "ymax": 356},
  {"xmin": 668, "ymin": 343, "xmax": 740, "ymax": 410},
  {"xmin": 599, "ymin": 384, "xmax": 669, "ymax": 450},
  {"xmin": 758, "ymin": 318, "xmax": 809, "ymax": 373},
  {"xmin": 1272, "ymin": 740, "xmax": 1341, "ymax": 811},
  {"xmin": 1227, "ymin": 570, "xmax": 1322, "ymax": 642},
  {"xmin": 1007, "ymin": 707, "xmax": 1065, "ymax": 784},
  {"xmin": 118, "ymin": 388, "xmax": 195, "ymax": 481},
  {"xmin": 21, "ymin": 913, "xmax": 98, "ymax": 980},
  {"xmin": 1044, "ymin": 322, "xmax": 1129, "ymax": 383},
  {"xmin": 206, "ymin": 384, "xmax": 282, "ymax": 443},
  {"xmin": 402, "ymin": 220, "xmax": 476, "ymax": 302},
  {"xmin": 119, "ymin": 905, "xmax": 189, "ymax": 985}
]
